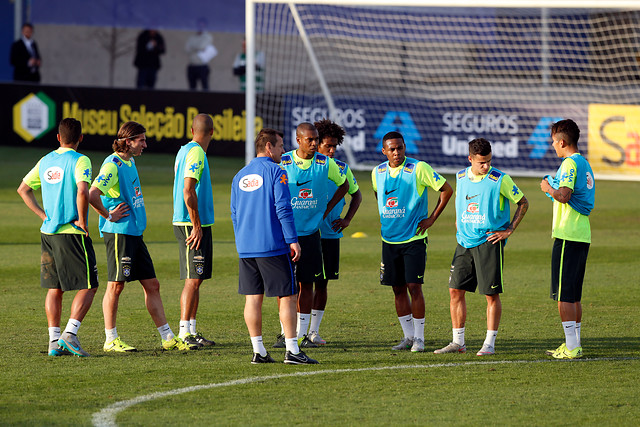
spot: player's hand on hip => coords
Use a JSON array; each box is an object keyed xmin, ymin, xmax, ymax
[
  {"xmin": 331, "ymin": 218, "xmax": 350, "ymax": 232},
  {"xmin": 486, "ymin": 229, "xmax": 511, "ymax": 243},
  {"xmin": 186, "ymin": 226, "xmax": 202, "ymax": 250},
  {"xmin": 109, "ymin": 202, "xmax": 130, "ymax": 222},
  {"xmin": 416, "ymin": 218, "xmax": 434, "ymax": 235},
  {"xmin": 73, "ymin": 220, "xmax": 89, "ymax": 237}
]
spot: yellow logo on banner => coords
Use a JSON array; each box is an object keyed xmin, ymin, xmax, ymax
[{"xmin": 588, "ymin": 104, "xmax": 640, "ymax": 177}]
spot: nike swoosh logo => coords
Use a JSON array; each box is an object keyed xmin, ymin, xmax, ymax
[
  {"xmin": 385, "ymin": 188, "xmax": 397, "ymax": 195},
  {"xmin": 466, "ymin": 194, "xmax": 479, "ymax": 200},
  {"xmin": 417, "ymin": 275, "xmax": 424, "ymax": 279},
  {"xmin": 314, "ymin": 273, "xmax": 322, "ymax": 277},
  {"xmin": 297, "ymin": 180, "xmax": 312, "ymax": 186},
  {"xmin": 491, "ymin": 284, "xmax": 499, "ymax": 289}
]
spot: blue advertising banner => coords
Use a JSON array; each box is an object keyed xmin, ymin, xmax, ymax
[{"xmin": 284, "ymin": 95, "xmax": 587, "ymax": 173}]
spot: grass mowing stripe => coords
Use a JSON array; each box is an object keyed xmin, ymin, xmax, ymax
[{"xmin": 92, "ymin": 356, "xmax": 639, "ymax": 427}]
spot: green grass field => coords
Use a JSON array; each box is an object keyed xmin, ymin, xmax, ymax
[{"xmin": 1, "ymin": 145, "xmax": 639, "ymax": 426}]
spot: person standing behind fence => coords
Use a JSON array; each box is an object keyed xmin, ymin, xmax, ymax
[
  {"xmin": 232, "ymin": 39, "xmax": 265, "ymax": 92},
  {"xmin": 10, "ymin": 23, "xmax": 41, "ymax": 82},
  {"xmin": 134, "ymin": 29, "xmax": 165, "ymax": 89},
  {"xmin": 185, "ymin": 18, "xmax": 217, "ymax": 90}
]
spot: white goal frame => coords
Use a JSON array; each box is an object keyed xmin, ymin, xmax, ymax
[{"xmin": 245, "ymin": 0, "xmax": 640, "ymax": 180}]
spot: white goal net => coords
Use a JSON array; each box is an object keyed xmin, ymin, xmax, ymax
[{"xmin": 245, "ymin": 0, "xmax": 640, "ymax": 179}]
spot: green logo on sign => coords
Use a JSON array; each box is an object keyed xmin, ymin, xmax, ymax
[{"xmin": 13, "ymin": 92, "xmax": 56, "ymax": 142}]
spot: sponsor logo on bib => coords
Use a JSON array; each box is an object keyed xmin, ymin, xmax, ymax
[
  {"xmin": 385, "ymin": 197, "xmax": 398, "ymax": 208},
  {"xmin": 44, "ymin": 167, "xmax": 64, "ymax": 184},
  {"xmin": 299, "ymin": 188, "xmax": 313, "ymax": 199}
]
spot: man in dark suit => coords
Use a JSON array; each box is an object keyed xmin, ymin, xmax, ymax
[
  {"xmin": 10, "ymin": 23, "xmax": 41, "ymax": 83},
  {"xmin": 133, "ymin": 29, "xmax": 165, "ymax": 89}
]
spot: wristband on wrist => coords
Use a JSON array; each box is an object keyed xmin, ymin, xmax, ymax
[{"xmin": 107, "ymin": 212, "xmax": 113, "ymax": 221}]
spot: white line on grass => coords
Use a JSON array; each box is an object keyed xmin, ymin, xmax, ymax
[{"xmin": 92, "ymin": 356, "xmax": 638, "ymax": 427}]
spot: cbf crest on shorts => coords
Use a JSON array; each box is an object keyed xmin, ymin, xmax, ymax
[
  {"xmin": 194, "ymin": 255, "xmax": 205, "ymax": 275},
  {"xmin": 121, "ymin": 256, "xmax": 132, "ymax": 277}
]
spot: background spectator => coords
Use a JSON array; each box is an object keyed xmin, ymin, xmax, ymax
[
  {"xmin": 185, "ymin": 18, "xmax": 217, "ymax": 90},
  {"xmin": 10, "ymin": 22, "xmax": 41, "ymax": 82},
  {"xmin": 133, "ymin": 29, "xmax": 165, "ymax": 89},
  {"xmin": 232, "ymin": 39, "xmax": 265, "ymax": 92}
]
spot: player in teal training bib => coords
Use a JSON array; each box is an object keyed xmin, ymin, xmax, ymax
[
  {"xmin": 372, "ymin": 131, "xmax": 453, "ymax": 353},
  {"xmin": 18, "ymin": 118, "xmax": 98, "ymax": 357},
  {"xmin": 435, "ymin": 138, "xmax": 528, "ymax": 357}
]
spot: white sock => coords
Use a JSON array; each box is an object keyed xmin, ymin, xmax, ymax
[
  {"xmin": 158, "ymin": 324, "xmax": 174, "ymax": 341},
  {"xmin": 285, "ymin": 337, "xmax": 300, "ymax": 354},
  {"xmin": 105, "ymin": 327, "xmax": 118, "ymax": 343},
  {"xmin": 48, "ymin": 326, "xmax": 61, "ymax": 342},
  {"xmin": 297, "ymin": 313, "xmax": 310, "ymax": 339},
  {"xmin": 399, "ymin": 314, "xmax": 414, "ymax": 339},
  {"xmin": 189, "ymin": 319, "xmax": 197, "ymax": 335},
  {"xmin": 413, "ymin": 317, "xmax": 425, "ymax": 341},
  {"xmin": 64, "ymin": 319, "xmax": 81, "ymax": 335},
  {"xmin": 562, "ymin": 321, "xmax": 578, "ymax": 350},
  {"xmin": 250, "ymin": 336, "xmax": 267, "ymax": 357},
  {"xmin": 575, "ymin": 322, "xmax": 581, "ymax": 347},
  {"xmin": 280, "ymin": 321, "xmax": 285, "ymax": 335},
  {"xmin": 179, "ymin": 320, "xmax": 190, "ymax": 339},
  {"xmin": 453, "ymin": 327, "xmax": 465, "ymax": 346},
  {"xmin": 484, "ymin": 330, "xmax": 498, "ymax": 348},
  {"xmin": 309, "ymin": 309, "xmax": 324, "ymax": 334}
]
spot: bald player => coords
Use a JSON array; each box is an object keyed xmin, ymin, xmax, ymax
[{"xmin": 172, "ymin": 114, "xmax": 217, "ymax": 348}]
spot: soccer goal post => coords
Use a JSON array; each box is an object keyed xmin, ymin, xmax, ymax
[{"xmin": 245, "ymin": 0, "xmax": 640, "ymax": 180}]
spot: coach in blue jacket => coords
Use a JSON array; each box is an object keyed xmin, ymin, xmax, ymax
[{"xmin": 230, "ymin": 128, "xmax": 318, "ymax": 365}]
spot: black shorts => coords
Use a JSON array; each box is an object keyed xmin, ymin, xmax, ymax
[
  {"xmin": 238, "ymin": 253, "xmax": 298, "ymax": 297},
  {"xmin": 296, "ymin": 231, "xmax": 323, "ymax": 283},
  {"xmin": 449, "ymin": 241, "xmax": 504, "ymax": 295},
  {"xmin": 551, "ymin": 239, "xmax": 590, "ymax": 303},
  {"xmin": 40, "ymin": 233, "xmax": 99, "ymax": 291},
  {"xmin": 174, "ymin": 225, "xmax": 213, "ymax": 280},
  {"xmin": 320, "ymin": 238, "xmax": 340, "ymax": 281},
  {"xmin": 104, "ymin": 233, "xmax": 156, "ymax": 282},
  {"xmin": 380, "ymin": 239, "xmax": 426, "ymax": 287}
]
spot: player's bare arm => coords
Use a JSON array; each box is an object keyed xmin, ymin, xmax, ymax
[
  {"xmin": 17, "ymin": 181, "xmax": 47, "ymax": 221},
  {"xmin": 74, "ymin": 181, "xmax": 90, "ymax": 236},
  {"xmin": 183, "ymin": 177, "xmax": 202, "ymax": 250},
  {"xmin": 487, "ymin": 195, "xmax": 529, "ymax": 243},
  {"xmin": 331, "ymin": 188, "xmax": 362, "ymax": 232},
  {"xmin": 417, "ymin": 181, "xmax": 453, "ymax": 235},
  {"xmin": 88, "ymin": 186, "xmax": 130, "ymax": 222},
  {"xmin": 323, "ymin": 179, "xmax": 349, "ymax": 219},
  {"xmin": 540, "ymin": 180, "xmax": 572, "ymax": 204}
]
